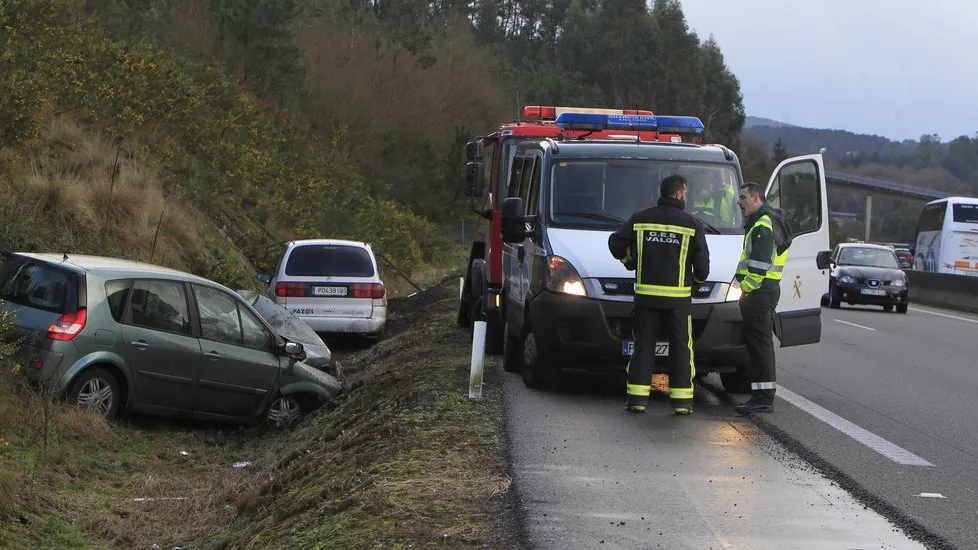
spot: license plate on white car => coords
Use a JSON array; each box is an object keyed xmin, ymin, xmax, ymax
[
  {"xmin": 860, "ymin": 288, "xmax": 887, "ymax": 296},
  {"xmin": 622, "ymin": 341, "xmax": 669, "ymax": 357},
  {"xmin": 313, "ymin": 286, "xmax": 348, "ymax": 297}
]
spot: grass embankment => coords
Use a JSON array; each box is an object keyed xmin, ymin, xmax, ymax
[{"xmin": 0, "ymin": 275, "xmax": 522, "ymax": 549}]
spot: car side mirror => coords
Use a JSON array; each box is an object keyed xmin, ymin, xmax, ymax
[
  {"xmin": 284, "ymin": 341, "xmax": 304, "ymax": 358},
  {"xmin": 464, "ymin": 161, "xmax": 485, "ymax": 197},
  {"xmin": 501, "ymin": 197, "xmax": 527, "ymax": 243},
  {"xmin": 258, "ymin": 273, "xmax": 272, "ymax": 284},
  {"xmin": 816, "ymin": 250, "xmax": 832, "ymax": 270}
]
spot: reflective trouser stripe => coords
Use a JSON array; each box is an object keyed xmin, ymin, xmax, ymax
[
  {"xmin": 687, "ymin": 315, "xmax": 695, "ymax": 380},
  {"xmin": 669, "ymin": 388, "xmax": 693, "ymax": 400},
  {"xmin": 752, "ymin": 382, "xmax": 776, "ymax": 390},
  {"xmin": 627, "ymin": 384, "xmax": 651, "ymax": 397}
]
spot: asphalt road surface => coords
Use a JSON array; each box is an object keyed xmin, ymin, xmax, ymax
[{"xmin": 501, "ymin": 302, "xmax": 975, "ymax": 549}]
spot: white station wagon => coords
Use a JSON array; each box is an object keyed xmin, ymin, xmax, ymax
[{"xmin": 261, "ymin": 239, "xmax": 387, "ymax": 339}]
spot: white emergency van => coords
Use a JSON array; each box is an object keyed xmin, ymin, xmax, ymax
[{"xmin": 497, "ymin": 112, "xmax": 831, "ymax": 392}]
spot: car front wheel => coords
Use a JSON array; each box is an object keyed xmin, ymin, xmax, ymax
[{"xmin": 266, "ymin": 395, "xmax": 304, "ymax": 428}]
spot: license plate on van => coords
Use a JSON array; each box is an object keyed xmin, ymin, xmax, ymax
[
  {"xmin": 313, "ymin": 286, "xmax": 348, "ymax": 297},
  {"xmin": 622, "ymin": 341, "xmax": 668, "ymax": 356}
]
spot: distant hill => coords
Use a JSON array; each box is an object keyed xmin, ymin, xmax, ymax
[
  {"xmin": 744, "ymin": 116, "xmax": 795, "ymax": 129},
  {"xmin": 742, "ymin": 118, "xmax": 920, "ymax": 160}
]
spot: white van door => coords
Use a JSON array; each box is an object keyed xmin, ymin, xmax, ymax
[{"xmin": 764, "ymin": 154, "xmax": 830, "ymax": 347}]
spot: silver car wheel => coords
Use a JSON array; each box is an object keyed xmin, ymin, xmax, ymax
[
  {"xmin": 77, "ymin": 378, "xmax": 114, "ymax": 416},
  {"xmin": 266, "ymin": 396, "xmax": 302, "ymax": 428}
]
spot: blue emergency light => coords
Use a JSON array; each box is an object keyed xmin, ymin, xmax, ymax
[{"xmin": 554, "ymin": 112, "xmax": 705, "ymax": 136}]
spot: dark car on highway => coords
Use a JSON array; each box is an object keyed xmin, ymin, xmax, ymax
[{"xmin": 827, "ymin": 243, "xmax": 909, "ymax": 313}]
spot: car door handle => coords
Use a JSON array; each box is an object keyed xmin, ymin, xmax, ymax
[
  {"xmin": 203, "ymin": 351, "xmax": 221, "ymax": 360},
  {"xmin": 517, "ymin": 244, "xmax": 525, "ymax": 263},
  {"xmin": 130, "ymin": 340, "xmax": 150, "ymax": 350}
]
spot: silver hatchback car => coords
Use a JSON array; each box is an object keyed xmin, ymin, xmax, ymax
[
  {"xmin": 261, "ymin": 239, "xmax": 387, "ymax": 338},
  {"xmin": 0, "ymin": 253, "xmax": 341, "ymax": 426}
]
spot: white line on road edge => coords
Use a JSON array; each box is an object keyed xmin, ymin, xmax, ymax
[
  {"xmin": 916, "ymin": 493, "xmax": 947, "ymax": 499},
  {"xmin": 833, "ymin": 319, "xmax": 877, "ymax": 331},
  {"xmin": 775, "ymin": 386, "xmax": 934, "ymax": 467},
  {"xmin": 908, "ymin": 306, "xmax": 978, "ymax": 324}
]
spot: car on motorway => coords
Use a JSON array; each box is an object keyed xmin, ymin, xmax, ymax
[
  {"xmin": 260, "ymin": 239, "xmax": 387, "ymax": 340},
  {"xmin": 826, "ymin": 243, "xmax": 909, "ymax": 312},
  {"xmin": 893, "ymin": 248, "xmax": 913, "ymax": 269},
  {"xmin": 0, "ymin": 252, "xmax": 341, "ymax": 427}
]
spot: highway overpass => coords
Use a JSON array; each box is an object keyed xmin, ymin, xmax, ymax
[{"xmin": 824, "ymin": 170, "xmax": 952, "ymax": 241}]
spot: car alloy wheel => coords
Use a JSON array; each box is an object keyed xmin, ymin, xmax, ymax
[
  {"xmin": 76, "ymin": 377, "xmax": 114, "ymax": 416},
  {"xmin": 266, "ymin": 396, "xmax": 303, "ymax": 428}
]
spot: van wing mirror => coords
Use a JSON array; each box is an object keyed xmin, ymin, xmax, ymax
[
  {"xmin": 464, "ymin": 161, "xmax": 485, "ymax": 197},
  {"xmin": 465, "ymin": 140, "xmax": 485, "ymax": 162},
  {"xmin": 501, "ymin": 197, "xmax": 527, "ymax": 243},
  {"xmin": 816, "ymin": 250, "xmax": 832, "ymax": 270}
]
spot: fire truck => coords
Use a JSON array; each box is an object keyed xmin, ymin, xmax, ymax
[{"xmin": 457, "ymin": 106, "xmax": 682, "ymax": 354}]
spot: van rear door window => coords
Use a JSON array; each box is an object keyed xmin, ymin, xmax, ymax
[{"xmin": 285, "ymin": 245, "xmax": 375, "ymax": 277}]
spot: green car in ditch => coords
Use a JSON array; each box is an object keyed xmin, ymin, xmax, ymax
[{"xmin": 0, "ymin": 252, "xmax": 341, "ymax": 427}]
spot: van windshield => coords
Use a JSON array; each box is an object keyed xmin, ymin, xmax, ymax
[{"xmin": 547, "ymin": 158, "xmax": 743, "ymax": 233}]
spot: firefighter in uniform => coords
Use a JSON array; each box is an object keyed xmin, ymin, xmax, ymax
[
  {"xmin": 733, "ymin": 182, "xmax": 792, "ymax": 415},
  {"xmin": 608, "ymin": 174, "xmax": 710, "ymax": 415}
]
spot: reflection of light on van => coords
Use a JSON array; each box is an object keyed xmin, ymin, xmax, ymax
[{"xmin": 914, "ymin": 197, "xmax": 978, "ymax": 275}]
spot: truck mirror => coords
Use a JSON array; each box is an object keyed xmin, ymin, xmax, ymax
[
  {"xmin": 816, "ymin": 250, "xmax": 832, "ymax": 270},
  {"xmin": 501, "ymin": 197, "xmax": 526, "ymax": 243},
  {"xmin": 465, "ymin": 141, "xmax": 485, "ymax": 162},
  {"xmin": 464, "ymin": 161, "xmax": 485, "ymax": 197}
]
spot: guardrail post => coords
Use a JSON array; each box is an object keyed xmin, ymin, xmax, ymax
[{"xmin": 469, "ymin": 320, "xmax": 486, "ymax": 399}]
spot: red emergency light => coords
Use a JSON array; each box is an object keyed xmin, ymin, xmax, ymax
[{"xmin": 521, "ymin": 106, "xmax": 654, "ymax": 121}]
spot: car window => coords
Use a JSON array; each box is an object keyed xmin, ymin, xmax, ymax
[
  {"xmin": 0, "ymin": 257, "xmax": 76, "ymax": 314},
  {"xmin": 128, "ymin": 280, "xmax": 191, "ymax": 335},
  {"xmin": 194, "ymin": 285, "xmax": 243, "ymax": 345},
  {"xmin": 239, "ymin": 303, "xmax": 275, "ymax": 351},
  {"xmin": 284, "ymin": 245, "xmax": 375, "ymax": 277},
  {"xmin": 105, "ymin": 280, "xmax": 132, "ymax": 322}
]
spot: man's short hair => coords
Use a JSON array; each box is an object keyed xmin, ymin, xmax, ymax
[
  {"xmin": 660, "ymin": 174, "xmax": 687, "ymax": 198},
  {"xmin": 740, "ymin": 182, "xmax": 766, "ymax": 202}
]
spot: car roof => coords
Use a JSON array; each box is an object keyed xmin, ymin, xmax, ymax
[
  {"xmin": 14, "ymin": 252, "xmax": 217, "ymax": 284},
  {"xmin": 287, "ymin": 238, "xmax": 371, "ymax": 249}
]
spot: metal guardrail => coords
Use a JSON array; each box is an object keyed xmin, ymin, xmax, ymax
[
  {"xmin": 825, "ymin": 171, "xmax": 951, "ymax": 201},
  {"xmin": 907, "ymin": 270, "xmax": 978, "ymax": 313}
]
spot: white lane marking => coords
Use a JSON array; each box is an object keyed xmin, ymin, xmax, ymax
[
  {"xmin": 832, "ymin": 319, "xmax": 877, "ymax": 331},
  {"xmin": 908, "ymin": 306, "xmax": 978, "ymax": 324},
  {"xmin": 916, "ymin": 493, "xmax": 947, "ymax": 499},
  {"xmin": 775, "ymin": 386, "xmax": 934, "ymax": 467}
]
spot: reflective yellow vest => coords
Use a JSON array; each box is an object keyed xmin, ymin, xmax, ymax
[{"xmin": 736, "ymin": 214, "xmax": 788, "ymax": 292}]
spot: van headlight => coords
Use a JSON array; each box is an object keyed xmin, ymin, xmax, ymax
[
  {"xmin": 725, "ymin": 279, "xmax": 742, "ymax": 302},
  {"xmin": 546, "ymin": 255, "xmax": 587, "ymax": 296}
]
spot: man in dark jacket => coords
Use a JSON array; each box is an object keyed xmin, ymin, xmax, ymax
[
  {"xmin": 608, "ymin": 174, "xmax": 710, "ymax": 415},
  {"xmin": 733, "ymin": 182, "xmax": 793, "ymax": 414}
]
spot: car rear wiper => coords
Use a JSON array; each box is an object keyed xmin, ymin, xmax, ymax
[
  {"xmin": 694, "ymin": 216, "xmax": 722, "ymax": 234},
  {"xmin": 556, "ymin": 211, "xmax": 624, "ymax": 224}
]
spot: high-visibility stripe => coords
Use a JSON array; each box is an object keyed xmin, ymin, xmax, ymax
[
  {"xmin": 687, "ymin": 315, "xmax": 695, "ymax": 379},
  {"xmin": 669, "ymin": 388, "xmax": 693, "ymax": 399},
  {"xmin": 634, "ymin": 223, "xmax": 696, "ymax": 236},
  {"xmin": 678, "ymin": 234, "xmax": 690, "ymax": 287},
  {"xmin": 635, "ymin": 284, "xmax": 691, "ymax": 298},
  {"xmin": 747, "ymin": 259, "xmax": 772, "ymax": 271},
  {"xmin": 627, "ymin": 384, "xmax": 651, "ymax": 397},
  {"xmin": 737, "ymin": 213, "xmax": 788, "ymax": 290},
  {"xmin": 751, "ymin": 381, "xmax": 776, "ymax": 390}
]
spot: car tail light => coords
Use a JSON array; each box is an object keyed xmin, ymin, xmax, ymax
[
  {"xmin": 47, "ymin": 309, "xmax": 87, "ymax": 341},
  {"xmin": 353, "ymin": 283, "xmax": 385, "ymax": 299},
  {"xmin": 275, "ymin": 282, "xmax": 307, "ymax": 297}
]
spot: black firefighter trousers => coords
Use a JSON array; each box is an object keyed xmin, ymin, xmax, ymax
[
  {"xmin": 626, "ymin": 303, "xmax": 694, "ymax": 411},
  {"xmin": 739, "ymin": 285, "xmax": 780, "ymax": 405}
]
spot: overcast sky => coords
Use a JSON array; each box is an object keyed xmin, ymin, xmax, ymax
[{"xmin": 677, "ymin": 0, "xmax": 978, "ymax": 142}]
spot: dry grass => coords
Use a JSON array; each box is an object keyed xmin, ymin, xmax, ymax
[{"xmin": 0, "ymin": 277, "xmax": 522, "ymax": 549}]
